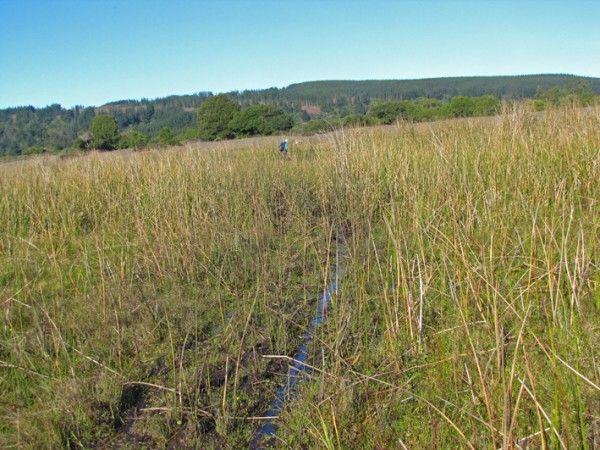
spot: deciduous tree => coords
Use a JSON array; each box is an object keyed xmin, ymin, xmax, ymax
[
  {"xmin": 196, "ymin": 94, "xmax": 239, "ymax": 140},
  {"xmin": 228, "ymin": 104, "xmax": 294, "ymax": 137},
  {"xmin": 90, "ymin": 114, "xmax": 119, "ymax": 150}
]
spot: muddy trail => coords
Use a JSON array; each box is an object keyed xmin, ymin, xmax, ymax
[
  {"xmin": 96, "ymin": 324, "xmax": 290, "ymax": 448},
  {"xmin": 250, "ymin": 235, "xmax": 346, "ymax": 449},
  {"xmin": 93, "ymin": 235, "xmax": 346, "ymax": 449}
]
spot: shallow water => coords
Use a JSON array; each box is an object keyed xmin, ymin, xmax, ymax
[{"xmin": 251, "ymin": 240, "xmax": 344, "ymax": 448}]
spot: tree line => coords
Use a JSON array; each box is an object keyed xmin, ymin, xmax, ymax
[
  {"xmin": 77, "ymin": 95, "xmax": 295, "ymax": 151},
  {"xmin": 1, "ymin": 75, "xmax": 598, "ymax": 156}
]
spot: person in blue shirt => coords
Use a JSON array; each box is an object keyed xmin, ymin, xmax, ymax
[{"xmin": 279, "ymin": 139, "xmax": 288, "ymax": 158}]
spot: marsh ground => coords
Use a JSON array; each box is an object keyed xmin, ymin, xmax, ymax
[{"xmin": 1, "ymin": 106, "xmax": 598, "ymax": 448}]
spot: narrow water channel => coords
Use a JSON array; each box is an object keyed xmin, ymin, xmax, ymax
[{"xmin": 251, "ymin": 239, "xmax": 345, "ymax": 448}]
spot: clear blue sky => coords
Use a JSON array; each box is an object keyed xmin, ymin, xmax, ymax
[{"xmin": 1, "ymin": 0, "xmax": 599, "ymax": 108}]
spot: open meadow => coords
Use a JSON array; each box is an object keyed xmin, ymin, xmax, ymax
[{"xmin": 1, "ymin": 105, "xmax": 599, "ymax": 448}]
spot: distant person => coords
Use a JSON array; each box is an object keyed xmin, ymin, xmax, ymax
[{"xmin": 279, "ymin": 139, "xmax": 288, "ymax": 158}]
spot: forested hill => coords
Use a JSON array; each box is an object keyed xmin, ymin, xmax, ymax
[
  {"xmin": 1, "ymin": 74, "xmax": 599, "ymax": 156},
  {"xmin": 284, "ymin": 74, "xmax": 600, "ymax": 102},
  {"xmin": 228, "ymin": 74, "xmax": 600, "ymax": 112}
]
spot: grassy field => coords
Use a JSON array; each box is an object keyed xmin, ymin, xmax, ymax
[{"xmin": 1, "ymin": 105, "xmax": 599, "ymax": 449}]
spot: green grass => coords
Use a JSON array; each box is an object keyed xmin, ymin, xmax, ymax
[{"xmin": 1, "ymin": 105, "xmax": 599, "ymax": 448}]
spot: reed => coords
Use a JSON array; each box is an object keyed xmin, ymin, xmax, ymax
[{"xmin": 1, "ymin": 105, "xmax": 598, "ymax": 448}]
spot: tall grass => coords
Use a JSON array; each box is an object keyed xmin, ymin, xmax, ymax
[
  {"xmin": 1, "ymin": 105, "xmax": 598, "ymax": 448},
  {"xmin": 281, "ymin": 106, "xmax": 599, "ymax": 449}
]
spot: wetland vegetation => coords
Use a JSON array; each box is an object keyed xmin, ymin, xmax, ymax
[{"xmin": 1, "ymin": 104, "xmax": 599, "ymax": 448}]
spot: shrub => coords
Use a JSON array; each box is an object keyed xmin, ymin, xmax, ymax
[
  {"xmin": 120, "ymin": 130, "xmax": 149, "ymax": 150},
  {"xmin": 21, "ymin": 145, "xmax": 45, "ymax": 156}
]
